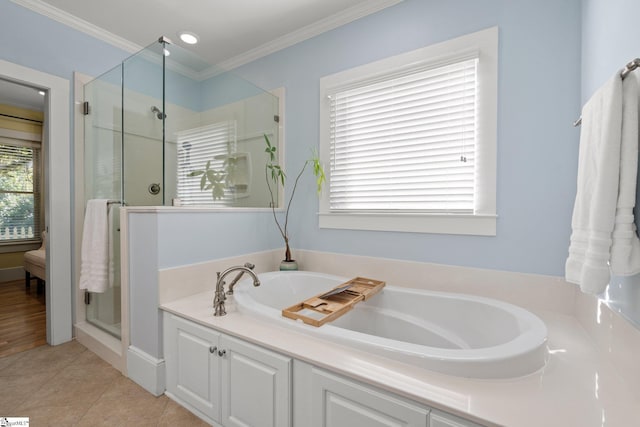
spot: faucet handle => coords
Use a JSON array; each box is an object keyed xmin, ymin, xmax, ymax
[{"xmin": 244, "ymin": 262, "xmax": 255, "ymax": 270}]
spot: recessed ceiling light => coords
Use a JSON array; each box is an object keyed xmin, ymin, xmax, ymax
[
  {"xmin": 37, "ymin": 90, "xmax": 45, "ymax": 96},
  {"xmin": 178, "ymin": 31, "xmax": 199, "ymax": 45}
]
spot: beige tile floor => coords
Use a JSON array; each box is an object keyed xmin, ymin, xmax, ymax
[{"xmin": 0, "ymin": 340, "xmax": 210, "ymax": 426}]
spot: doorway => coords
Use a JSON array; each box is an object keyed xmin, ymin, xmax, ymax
[
  {"xmin": 0, "ymin": 78, "xmax": 46, "ymax": 355},
  {"xmin": 0, "ymin": 59, "xmax": 72, "ymax": 346}
]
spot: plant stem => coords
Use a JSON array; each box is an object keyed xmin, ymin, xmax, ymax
[
  {"xmin": 283, "ymin": 160, "xmax": 309, "ymax": 242},
  {"xmin": 265, "ymin": 160, "xmax": 309, "ymax": 261},
  {"xmin": 265, "ymin": 165, "xmax": 285, "ymax": 241},
  {"xmin": 284, "ymin": 236, "xmax": 291, "ymax": 261}
]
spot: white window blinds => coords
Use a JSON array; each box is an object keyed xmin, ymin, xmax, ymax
[
  {"xmin": 327, "ymin": 57, "xmax": 478, "ymax": 213},
  {"xmin": 0, "ymin": 141, "xmax": 41, "ymax": 242},
  {"xmin": 176, "ymin": 121, "xmax": 237, "ymax": 206}
]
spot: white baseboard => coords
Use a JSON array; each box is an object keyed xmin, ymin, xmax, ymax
[
  {"xmin": 0, "ymin": 266, "xmax": 26, "ymax": 282},
  {"xmin": 127, "ymin": 345, "xmax": 166, "ymax": 396}
]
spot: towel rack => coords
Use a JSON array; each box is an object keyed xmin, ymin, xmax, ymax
[
  {"xmin": 106, "ymin": 200, "xmax": 125, "ymax": 232},
  {"xmin": 573, "ymin": 58, "xmax": 640, "ymax": 127}
]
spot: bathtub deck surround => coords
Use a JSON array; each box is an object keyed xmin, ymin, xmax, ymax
[
  {"xmin": 158, "ymin": 249, "xmax": 640, "ymax": 426},
  {"xmin": 161, "ymin": 288, "xmax": 638, "ymax": 427},
  {"xmin": 158, "ymin": 249, "xmax": 281, "ymax": 305}
]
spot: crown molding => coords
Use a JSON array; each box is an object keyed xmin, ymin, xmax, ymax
[
  {"xmin": 11, "ymin": 0, "xmax": 204, "ymax": 79},
  {"xmin": 11, "ymin": 0, "xmax": 141, "ymax": 54},
  {"xmin": 216, "ymin": 0, "xmax": 404, "ymax": 71},
  {"xmin": 13, "ymin": 0, "xmax": 403, "ymax": 77}
]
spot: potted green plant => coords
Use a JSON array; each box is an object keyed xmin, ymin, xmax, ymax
[{"xmin": 264, "ymin": 134, "xmax": 325, "ymax": 270}]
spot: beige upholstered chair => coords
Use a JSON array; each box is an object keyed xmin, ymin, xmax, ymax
[{"xmin": 23, "ymin": 231, "xmax": 46, "ymax": 294}]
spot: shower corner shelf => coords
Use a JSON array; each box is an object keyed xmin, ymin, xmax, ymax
[{"xmin": 282, "ymin": 277, "xmax": 385, "ymax": 327}]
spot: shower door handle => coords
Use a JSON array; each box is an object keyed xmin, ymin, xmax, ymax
[{"xmin": 148, "ymin": 183, "xmax": 161, "ymax": 195}]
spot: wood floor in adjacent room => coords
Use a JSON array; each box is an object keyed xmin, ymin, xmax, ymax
[{"xmin": 0, "ymin": 279, "xmax": 46, "ymax": 358}]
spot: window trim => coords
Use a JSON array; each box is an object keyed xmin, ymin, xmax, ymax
[
  {"xmin": 0, "ymin": 128, "xmax": 43, "ymax": 247},
  {"xmin": 318, "ymin": 27, "xmax": 498, "ymax": 236}
]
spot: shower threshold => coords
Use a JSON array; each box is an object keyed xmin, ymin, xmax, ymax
[{"xmin": 87, "ymin": 318, "xmax": 121, "ymax": 340}]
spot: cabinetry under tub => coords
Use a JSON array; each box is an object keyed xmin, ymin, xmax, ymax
[
  {"xmin": 162, "ymin": 311, "xmax": 483, "ymax": 427},
  {"xmin": 163, "ymin": 312, "xmax": 291, "ymax": 427}
]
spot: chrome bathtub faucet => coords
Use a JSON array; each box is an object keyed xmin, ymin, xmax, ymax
[
  {"xmin": 213, "ymin": 264, "xmax": 260, "ymax": 316},
  {"xmin": 226, "ymin": 262, "xmax": 256, "ymax": 295}
]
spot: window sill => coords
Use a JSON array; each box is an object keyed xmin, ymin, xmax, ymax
[
  {"xmin": 318, "ymin": 212, "xmax": 497, "ymax": 236},
  {"xmin": 0, "ymin": 240, "xmax": 42, "ymax": 253}
]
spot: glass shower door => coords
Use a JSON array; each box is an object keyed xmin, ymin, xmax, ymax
[
  {"xmin": 83, "ymin": 63, "xmax": 123, "ymax": 339},
  {"xmin": 81, "ymin": 36, "xmax": 283, "ymax": 341},
  {"xmin": 82, "ymin": 40, "xmax": 168, "ymax": 339}
]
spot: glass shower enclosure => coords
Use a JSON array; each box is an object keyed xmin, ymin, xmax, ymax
[{"xmin": 82, "ymin": 37, "xmax": 280, "ymax": 338}]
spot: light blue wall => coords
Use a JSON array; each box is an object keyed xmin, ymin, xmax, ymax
[
  {"xmin": 581, "ymin": 0, "xmax": 640, "ymax": 102},
  {"xmin": 128, "ymin": 213, "xmax": 161, "ymax": 356},
  {"xmin": 232, "ymin": 0, "xmax": 582, "ymax": 277},
  {"xmin": 156, "ymin": 211, "xmax": 281, "ymax": 269},
  {"xmin": 200, "ymin": 71, "xmax": 271, "ymax": 111},
  {"xmin": 0, "ymin": 0, "xmax": 129, "ymax": 79}
]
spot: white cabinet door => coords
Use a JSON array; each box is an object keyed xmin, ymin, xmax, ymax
[
  {"xmin": 311, "ymin": 368, "xmax": 429, "ymax": 427},
  {"xmin": 164, "ymin": 313, "xmax": 221, "ymax": 423},
  {"xmin": 220, "ymin": 334, "xmax": 292, "ymax": 427}
]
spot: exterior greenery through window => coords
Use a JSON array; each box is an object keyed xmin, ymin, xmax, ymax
[{"xmin": 0, "ymin": 142, "xmax": 41, "ymax": 242}]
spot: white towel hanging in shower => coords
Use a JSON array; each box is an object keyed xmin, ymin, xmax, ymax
[{"xmin": 79, "ymin": 199, "xmax": 111, "ymax": 293}]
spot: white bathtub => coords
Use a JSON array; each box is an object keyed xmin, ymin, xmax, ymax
[{"xmin": 233, "ymin": 271, "xmax": 548, "ymax": 378}]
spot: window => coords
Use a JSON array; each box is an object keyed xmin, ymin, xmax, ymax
[
  {"xmin": 176, "ymin": 121, "xmax": 240, "ymax": 206},
  {"xmin": 319, "ymin": 27, "xmax": 497, "ymax": 235},
  {"xmin": 0, "ymin": 139, "xmax": 41, "ymax": 243}
]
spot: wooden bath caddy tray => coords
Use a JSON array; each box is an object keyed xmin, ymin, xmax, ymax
[{"xmin": 282, "ymin": 277, "xmax": 385, "ymax": 327}]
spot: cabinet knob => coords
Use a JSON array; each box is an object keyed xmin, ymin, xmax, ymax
[
  {"xmin": 209, "ymin": 346, "xmax": 217, "ymax": 354},
  {"xmin": 218, "ymin": 349, "xmax": 226, "ymax": 357}
]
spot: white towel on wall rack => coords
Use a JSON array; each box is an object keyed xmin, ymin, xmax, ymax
[
  {"xmin": 566, "ymin": 72, "xmax": 640, "ymax": 294},
  {"xmin": 610, "ymin": 72, "xmax": 640, "ymax": 276}
]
